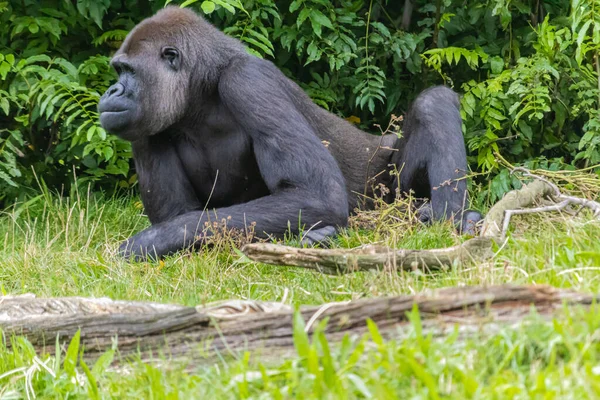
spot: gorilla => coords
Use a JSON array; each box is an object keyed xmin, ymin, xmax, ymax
[{"xmin": 98, "ymin": 7, "xmax": 482, "ymax": 260}]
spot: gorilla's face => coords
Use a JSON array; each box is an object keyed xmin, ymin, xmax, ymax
[{"xmin": 99, "ymin": 26, "xmax": 189, "ymax": 141}]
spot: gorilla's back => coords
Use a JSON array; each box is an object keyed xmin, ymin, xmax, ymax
[
  {"xmin": 271, "ymin": 59, "xmax": 397, "ymax": 212},
  {"xmin": 311, "ymin": 107, "xmax": 397, "ymax": 211}
]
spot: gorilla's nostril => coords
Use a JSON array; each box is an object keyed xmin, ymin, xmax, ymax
[{"xmin": 108, "ymin": 83, "xmax": 125, "ymax": 97}]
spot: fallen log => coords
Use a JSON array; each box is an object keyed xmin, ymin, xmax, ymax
[
  {"xmin": 241, "ymin": 237, "xmax": 493, "ymax": 274},
  {"xmin": 0, "ymin": 285, "xmax": 595, "ymax": 363}
]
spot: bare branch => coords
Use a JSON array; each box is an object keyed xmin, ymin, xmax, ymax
[
  {"xmin": 242, "ymin": 237, "xmax": 493, "ymax": 275},
  {"xmin": 491, "ymin": 169, "xmax": 600, "ymax": 240},
  {"xmin": 501, "ymin": 200, "xmax": 571, "ymax": 240},
  {"xmin": 480, "ymin": 179, "xmax": 556, "ymax": 238}
]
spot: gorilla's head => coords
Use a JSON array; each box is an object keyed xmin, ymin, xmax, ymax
[{"xmin": 98, "ymin": 7, "xmax": 243, "ymax": 141}]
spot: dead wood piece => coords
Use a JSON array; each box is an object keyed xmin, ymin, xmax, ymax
[
  {"xmin": 0, "ymin": 285, "xmax": 595, "ymax": 364},
  {"xmin": 242, "ymin": 237, "xmax": 493, "ymax": 274},
  {"xmin": 0, "ymin": 296, "xmax": 186, "ymax": 321},
  {"xmin": 481, "ymin": 171, "xmax": 600, "ymax": 241},
  {"xmin": 199, "ymin": 300, "xmax": 292, "ymax": 318},
  {"xmin": 480, "ymin": 180, "xmax": 556, "ymax": 238}
]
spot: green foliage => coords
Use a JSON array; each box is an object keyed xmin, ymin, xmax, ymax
[
  {"xmin": 423, "ymin": 1, "xmax": 600, "ymax": 202},
  {"xmin": 1, "ymin": 0, "xmax": 600, "ymax": 204},
  {"xmin": 0, "ymin": 0, "xmax": 137, "ymax": 203}
]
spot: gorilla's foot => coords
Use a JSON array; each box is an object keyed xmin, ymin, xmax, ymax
[
  {"xmin": 416, "ymin": 203, "xmax": 434, "ymax": 224},
  {"xmin": 416, "ymin": 202, "xmax": 483, "ymax": 236},
  {"xmin": 300, "ymin": 225, "xmax": 337, "ymax": 247},
  {"xmin": 458, "ymin": 210, "xmax": 483, "ymax": 236}
]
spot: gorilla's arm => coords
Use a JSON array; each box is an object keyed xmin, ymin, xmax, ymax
[
  {"xmin": 119, "ymin": 57, "xmax": 348, "ymax": 260},
  {"xmin": 131, "ymin": 136, "xmax": 203, "ymax": 224}
]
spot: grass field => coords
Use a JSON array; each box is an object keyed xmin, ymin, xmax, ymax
[{"xmin": 1, "ymin": 187, "xmax": 600, "ymax": 398}]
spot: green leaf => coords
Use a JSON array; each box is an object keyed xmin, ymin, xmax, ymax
[
  {"xmin": 92, "ymin": 349, "xmax": 115, "ymax": 375},
  {"xmin": 0, "ymin": 61, "xmax": 11, "ymax": 80},
  {"xmin": 103, "ymin": 147, "xmax": 114, "ymax": 161},
  {"xmin": 490, "ymin": 56, "xmax": 504, "ymax": 74},
  {"xmin": 316, "ymin": 329, "xmax": 335, "ymax": 387},
  {"xmin": 297, "ymin": 8, "xmax": 311, "ymax": 28},
  {"xmin": 24, "ymin": 54, "xmax": 51, "ymax": 65},
  {"xmin": 39, "ymin": 8, "xmax": 67, "ymax": 18},
  {"xmin": 64, "ymin": 330, "xmax": 81, "ymax": 377},
  {"xmin": 76, "ymin": 0, "xmax": 110, "ymax": 28},
  {"xmin": 366, "ymin": 318, "xmax": 383, "ymax": 345},
  {"xmin": 289, "ymin": 0, "xmax": 302, "ymax": 13},
  {"xmin": 53, "ymin": 334, "xmax": 62, "ymax": 374},
  {"xmin": 306, "ymin": 41, "xmax": 322, "ymax": 64},
  {"xmin": 200, "ymin": 1, "xmax": 215, "ymax": 14},
  {"xmin": 80, "ymin": 357, "xmax": 100, "ymax": 400},
  {"xmin": 55, "ymin": 58, "xmax": 79, "ymax": 79},
  {"xmin": 0, "ymin": 98, "xmax": 9, "ymax": 115},
  {"xmin": 241, "ymin": 37, "xmax": 274, "ymax": 57},
  {"xmin": 371, "ymin": 22, "xmax": 391, "ymax": 38},
  {"xmin": 518, "ymin": 120, "xmax": 533, "ymax": 142},
  {"xmin": 292, "ymin": 311, "xmax": 309, "ymax": 358},
  {"xmin": 309, "ymin": 10, "xmax": 333, "ymax": 29},
  {"xmin": 462, "ymin": 92, "xmax": 476, "ymax": 117},
  {"xmin": 212, "ymin": 0, "xmax": 235, "ymax": 13},
  {"xmin": 98, "ymin": 127, "xmax": 107, "ymax": 141},
  {"xmin": 402, "ymin": 355, "xmax": 440, "ymax": 400},
  {"xmin": 64, "ymin": 109, "xmax": 84, "ymax": 126},
  {"xmin": 87, "ymin": 125, "xmax": 96, "ymax": 141},
  {"xmin": 347, "ymin": 374, "xmax": 372, "ymax": 398},
  {"xmin": 487, "ymin": 107, "xmax": 507, "ymax": 121}
]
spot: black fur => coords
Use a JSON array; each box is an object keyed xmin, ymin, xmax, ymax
[{"xmin": 98, "ymin": 7, "xmax": 482, "ymax": 260}]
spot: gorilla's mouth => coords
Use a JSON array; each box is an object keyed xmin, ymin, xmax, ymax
[
  {"xmin": 100, "ymin": 110, "xmax": 128, "ymax": 115},
  {"xmin": 99, "ymin": 109, "xmax": 132, "ymax": 134}
]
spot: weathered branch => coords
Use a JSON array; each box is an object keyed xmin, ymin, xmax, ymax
[
  {"xmin": 0, "ymin": 285, "xmax": 595, "ymax": 363},
  {"xmin": 481, "ymin": 170, "xmax": 600, "ymax": 240},
  {"xmin": 480, "ymin": 179, "xmax": 556, "ymax": 238},
  {"xmin": 242, "ymin": 237, "xmax": 493, "ymax": 274}
]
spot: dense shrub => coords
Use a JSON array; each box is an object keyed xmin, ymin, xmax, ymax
[{"xmin": 0, "ymin": 0, "xmax": 599, "ymax": 206}]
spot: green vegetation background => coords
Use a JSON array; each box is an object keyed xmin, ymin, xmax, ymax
[
  {"xmin": 2, "ymin": 1, "xmax": 600, "ymax": 398},
  {"xmin": 1, "ymin": 0, "xmax": 600, "ymax": 207}
]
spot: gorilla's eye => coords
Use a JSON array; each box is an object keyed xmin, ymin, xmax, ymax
[{"xmin": 161, "ymin": 47, "xmax": 180, "ymax": 69}]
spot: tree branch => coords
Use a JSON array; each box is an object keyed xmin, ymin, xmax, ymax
[{"xmin": 242, "ymin": 237, "xmax": 492, "ymax": 275}]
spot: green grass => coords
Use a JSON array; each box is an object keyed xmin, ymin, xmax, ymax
[{"xmin": 1, "ymin": 188, "xmax": 600, "ymax": 398}]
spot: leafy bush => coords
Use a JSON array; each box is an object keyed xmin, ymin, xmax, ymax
[{"xmin": 1, "ymin": 0, "xmax": 599, "ymax": 206}]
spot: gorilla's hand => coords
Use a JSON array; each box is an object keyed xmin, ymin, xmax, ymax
[{"xmin": 118, "ymin": 225, "xmax": 203, "ymax": 261}]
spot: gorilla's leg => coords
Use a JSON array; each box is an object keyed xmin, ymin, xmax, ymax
[{"xmin": 391, "ymin": 86, "xmax": 482, "ymax": 233}]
